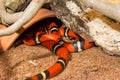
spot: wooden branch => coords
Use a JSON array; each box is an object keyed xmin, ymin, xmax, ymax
[
  {"xmin": 0, "ymin": 0, "xmax": 46, "ymax": 36},
  {"xmin": 0, "ymin": 0, "xmax": 24, "ymax": 24},
  {"xmin": 80, "ymin": 0, "xmax": 120, "ymax": 22},
  {"xmin": 51, "ymin": 0, "xmax": 120, "ymax": 55}
]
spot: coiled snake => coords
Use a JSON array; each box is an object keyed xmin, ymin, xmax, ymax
[{"xmin": 22, "ymin": 21, "xmax": 94, "ymax": 80}]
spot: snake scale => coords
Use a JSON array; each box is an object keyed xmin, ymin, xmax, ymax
[{"xmin": 21, "ymin": 20, "xmax": 94, "ymax": 80}]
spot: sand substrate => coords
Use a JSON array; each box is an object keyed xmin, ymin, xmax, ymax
[{"xmin": 0, "ymin": 44, "xmax": 120, "ymax": 80}]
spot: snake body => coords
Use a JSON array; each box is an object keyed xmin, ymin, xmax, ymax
[{"xmin": 23, "ymin": 22, "xmax": 94, "ymax": 80}]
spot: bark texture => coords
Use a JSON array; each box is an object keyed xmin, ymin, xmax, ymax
[
  {"xmin": 79, "ymin": 0, "xmax": 120, "ymax": 22},
  {"xmin": 51, "ymin": 0, "xmax": 120, "ymax": 55}
]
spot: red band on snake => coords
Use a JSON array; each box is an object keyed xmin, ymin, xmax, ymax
[{"xmin": 23, "ymin": 22, "xmax": 94, "ymax": 80}]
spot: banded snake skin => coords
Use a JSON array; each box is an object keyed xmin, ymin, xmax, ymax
[{"xmin": 21, "ymin": 20, "xmax": 94, "ymax": 80}]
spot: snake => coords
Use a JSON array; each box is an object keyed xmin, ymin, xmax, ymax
[{"xmin": 22, "ymin": 22, "xmax": 94, "ymax": 80}]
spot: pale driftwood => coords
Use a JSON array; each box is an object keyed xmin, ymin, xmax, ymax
[
  {"xmin": 5, "ymin": 0, "xmax": 26, "ymax": 13},
  {"xmin": 51, "ymin": 0, "xmax": 120, "ymax": 55},
  {"xmin": 0, "ymin": 0, "xmax": 24, "ymax": 24},
  {"xmin": 87, "ymin": 18, "xmax": 120, "ymax": 55},
  {"xmin": 0, "ymin": 0, "xmax": 46, "ymax": 36},
  {"xmin": 79, "ymin": 0, "xmax": 120, "ymax": 22}
]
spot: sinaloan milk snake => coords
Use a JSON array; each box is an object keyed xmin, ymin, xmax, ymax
[{"xmin": 21, "ymin": 21, "xmax": 94, "ymax": 80}]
